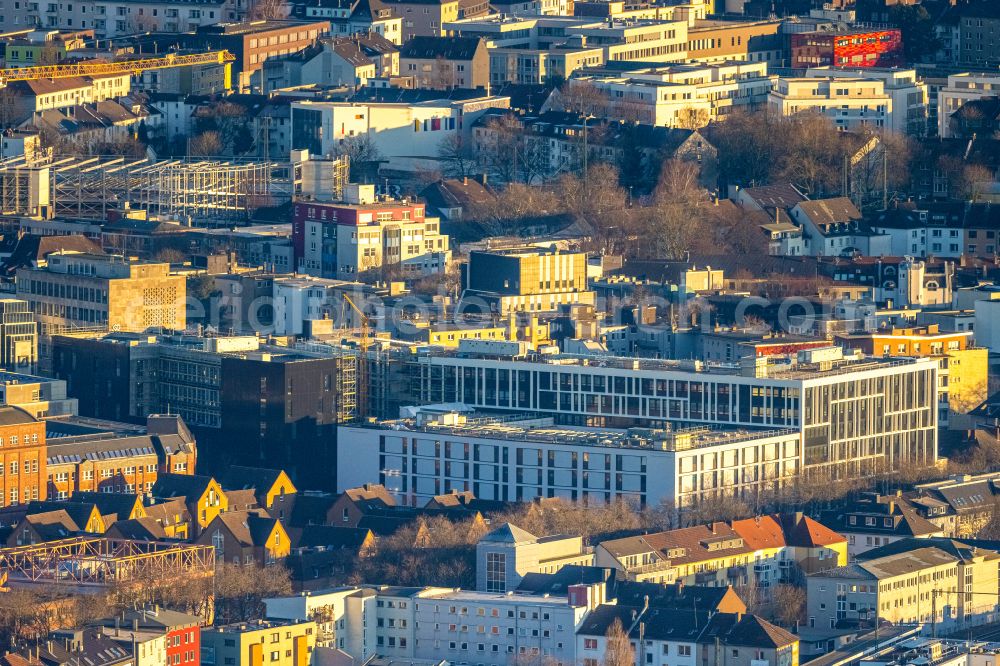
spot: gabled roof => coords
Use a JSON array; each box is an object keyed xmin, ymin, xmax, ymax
[
  {"xmin": 3, "ymin": 234, "xmax": 105, "ymax": 276},
  {"xmin": 152, "ymin": 473, "xmax": 218, "ymax": 503},
  {"xmin": 739, "ymin": 183, "xmax": 806, "ymax": 210},
  {"xmin": 26, "ymin": 501, "xmax": 100, "ymax": 532},
  {"xmin": 712, "ymin": 613, "xmax": 797, "ymax": 649},
  {"xmin": 614, "ymin": 581, "xmax": 745, "ymax": 614},
  {"xmin": 288, "ymin": 525, "xmax": 373, "ymax": 550},
  {"xmin": 399, "ymin": 36, "xmax": 484, "ymax": 60},
  {"xmin": 70, "ymin": 492, "xmax": 144, "ymax": 521},
  {"xmin": 287, "ymin": 492, "xmax": 337, "ymax": 527},
  {"xmin": 210, "ymin": 509, "xmax": 281, "ymax": 548},
  {"xmin": 598, "ymin": 522, "xmax": 750, "ymax": 566},
  {"xmin": 21, "ymin": 509, "xmax": 79, "ymax": 541},
  {"xmin": 795, "ymin": 197, "xmax": 862, "ymax": 226},
  {"xmin": 220, "ymin": 466, "xmax": 294, "ymax": 495},
  {"xmin": 420, "ymin": 178, "xmax": 496, "ymax": 213},
  {"xmin": 143, "ymin": 497, "xmax": 191, "ymax": 528},
  {"xmin": 105, "ymin": 517, "xmax": 168, "ymax": 541}
]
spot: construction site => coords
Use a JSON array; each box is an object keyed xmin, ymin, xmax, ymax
[
  {"xmin": 0, "ymin": 49, "xmax": 351, "ymax": 225},
  {"xmin": 0, "ymin": 537, "xmax": 215, "ymax": 593},
  {"xmin": 0, "ymin": 154, "xmax": 300, "ymax": 224}
]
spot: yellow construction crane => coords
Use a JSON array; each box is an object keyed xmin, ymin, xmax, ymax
[
  {"xmin": 0, "ymin": 50, "xmax": 235, "ymax": 85},
  {"xmin": 341, "ymin": 293, "xmax": 370, "ymax": 421}
]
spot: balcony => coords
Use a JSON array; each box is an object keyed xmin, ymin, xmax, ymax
[{"xmin": 695, "ymin": 570, "xmax": 717, "ymax": 584}]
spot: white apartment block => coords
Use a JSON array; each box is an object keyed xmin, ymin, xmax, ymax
[
  {"xmin": 397, "ymin": 346, "xmax": 939, "ymax": 480},
  {"xmin": 23, "ymin": 0, "xmax": 243, "ymax": 37},
  {"xmin": 559, "ymin": 61, "xmax": 771, "ymax": 127},
  {"xmin": 290, "ymin": 96, "xmax": 510, "ymax": 173},
  {"xmin": 805, "ymin": 67, "xmax": 928, "ymax": 135},
  {"xmin": 769, "ymin": 77, "xmax": 892, "ymax": 132},
  {"xmin": 264, "ymin": 584, "xmax": 591, "ymax": 666},
  {"xmin": 937, "ymin": 72, "xmax": 1000, "ymax": 138},
  {"xmin": 338, "ymin": 410, "xmax": 804, "ymax": 509}
]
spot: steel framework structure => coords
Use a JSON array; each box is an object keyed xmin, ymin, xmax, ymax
[
  {"xmin": 0, "ymin": 155, "xmax": 287, "ymax": 224},
  {"xmin": 0, "ymin": 537, "xmax": 215, "ymax": 588}
]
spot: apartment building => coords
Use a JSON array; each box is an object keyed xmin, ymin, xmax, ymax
[
  {"xmin": 22, "ymin": 0, "xmax": 243, "ymax": 37},
  {"xmin": 187, "ymin": 20, "xmax": 332, "ymax": 91},
  {"xmin": 806, "ymin": 539, "xmax": 1000, "ymax": 633},
  {"xmin": 399, "ymin": 36, "xmax": 488, "ymax": 89},
  {"xmin": 956, "ymin": 4, "xmax": 1000, "ymax": 68},
  {"xmin": 49, "ymin": 333, "xmax": 357, "ymax": 490},
  {"xmin": 446, "ymin": 15, "xmax": 688, "ymax": 83},
  {"xmin": 45, "ymin": 413, "xmax": 197, "ymax": 499},
  {"xmin": 804, "ymin": 67, "xmax": 928, "ymax": 135},
  {"xmin": 835, "ymin": 325, "xmax": 987, "ymax": 427},
  {"xmin": 338, "ymin": 408, "xmax": 806, "ymax": 508},
  {"xmin": 5, "ymin": 73, "xmax": 131, "ymax": 124},
  {"xmin": 938, "ymin": 72, "xmax": 1000, "ymax": 138},
  {"xmin": 577, "ymin": 604, "xmax": 799, "ymax": 666},
  {"xmin": 475, "ymin": 522, "xmax": 593, "ymax": 592},
  {"xmin": 821, "ymin": 493, "xmax": 945, "ymax": 558},
  {"xmin": 488, "ymin": 46, "xmax": 604, "ymax": 85},
  {"xmin": 768, "ymin": 77, "xmax": 893, "ymax": 132},
  {"xmin": 383, "ymin": 0, "xmax": 490, "ymax": 40},
  {"xmin": 266, "ymin": 582, "xmax": 589, "ymax": 665},
  {"xmin": 0, "ymin": 406, "xmax": 47, "ymax": 507},
  {"xmin": 15, "ymin": 254, "xmax": 186, "ymax": 336},
  {"xmin": 201, "ymin": 620, "xmax": 316, "ymax": 666},
  {"xmin": 291, "ymin": 184, "xmax": 451, "ymax": 280},
  {"xmin": 560, "ymin": 60, "xmax": 772, "ymax": 127},
  {"xmin": 595, "ymin": 513, "xmax": 846, "ymax": 588},
  {"xmin": 685, "ymin": 18, "xmax": 783, "ymax": 64},
  {"xmin": 790, "ymin": 29, "xmax": 903, "ymax": 69},
  {"xmin": 396, "ymin": 346, "xmax": 939, "ymax": 479}
]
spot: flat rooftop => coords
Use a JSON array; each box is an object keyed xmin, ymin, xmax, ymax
[
  {"xmin": 413, "ymin": 348, "xmax": 932, "ymax": 380},
  {"xmin": 357, "ymin": 413, "xmax": 797, "ymax": 452}
]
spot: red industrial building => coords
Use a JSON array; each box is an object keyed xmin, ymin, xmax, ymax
[{"xmin": 791, "ymin": 28, "xmax": 903, "ymax": 69}]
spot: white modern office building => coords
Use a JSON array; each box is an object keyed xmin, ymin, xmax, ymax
[
  {"xmin": 338, "ymin": 409, "xmax": 804, "ymax": 508},
  {"xmin": 387, "ymin": 345, "xmax": 938, "ymax": 480}
]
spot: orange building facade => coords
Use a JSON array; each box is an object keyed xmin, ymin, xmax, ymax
[{"xmin": 0, "ymin": 407, "xmax": 47, "ymax": 507}]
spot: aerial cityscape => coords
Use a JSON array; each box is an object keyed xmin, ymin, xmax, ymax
[{"xmin": 0, "ymin": 0, "xmax": 997, "ymax": 664}]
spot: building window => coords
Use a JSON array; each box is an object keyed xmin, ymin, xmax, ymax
[{"xmin": 485, "ymin": 552, "xmax": 506, "ymax": 593}]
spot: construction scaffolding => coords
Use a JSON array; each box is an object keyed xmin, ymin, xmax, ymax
[
  {"xmin": 0, "ymin": 155, "xmax": 292, "ymax": 224},
  {"xmin": 0, "ymin": 537, "xmax": 215, "ymax": 590}
]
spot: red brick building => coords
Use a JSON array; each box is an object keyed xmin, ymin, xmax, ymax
[
  {"xmin": 791, "ymin": 28, "xmax": 903, "ymax": 69},
  {"xmin": 0, "ymin": 407, "xmax": 47, "ymax": 507}
]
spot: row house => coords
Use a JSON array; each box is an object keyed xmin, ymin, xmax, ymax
[
  {"xmin": 594, "ymin": 513, "xmax": 847, "ymax": 589},
  {"xmin": 46, "ymin": 414, "xmax": 197, "ymax": 499}
]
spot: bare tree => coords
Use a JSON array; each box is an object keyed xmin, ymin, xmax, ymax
[
  {"xmin": 603, "ymin": 619, "xmax": 634, "ymax": 666},
  {"xmin": 437, "ymin": 133, "xmax": 479, "ymax": 178},
  {"xmin": 247, "ymin": 0, "xmax": 288, "ymax": 19},
  {"xmin": 339, "ymin": 134, "xmax": 383, "ymax": 182},
  {"xmin": 189, "ymin": 131, "xmax": 223, "ymax": 157},
  {"xmin": 466, "ymin": 183, "xmax": 560, "ymax": 237},
  {"xmin": 770, "ymin": 584, "xmax": 807, "ymax": 627}
]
